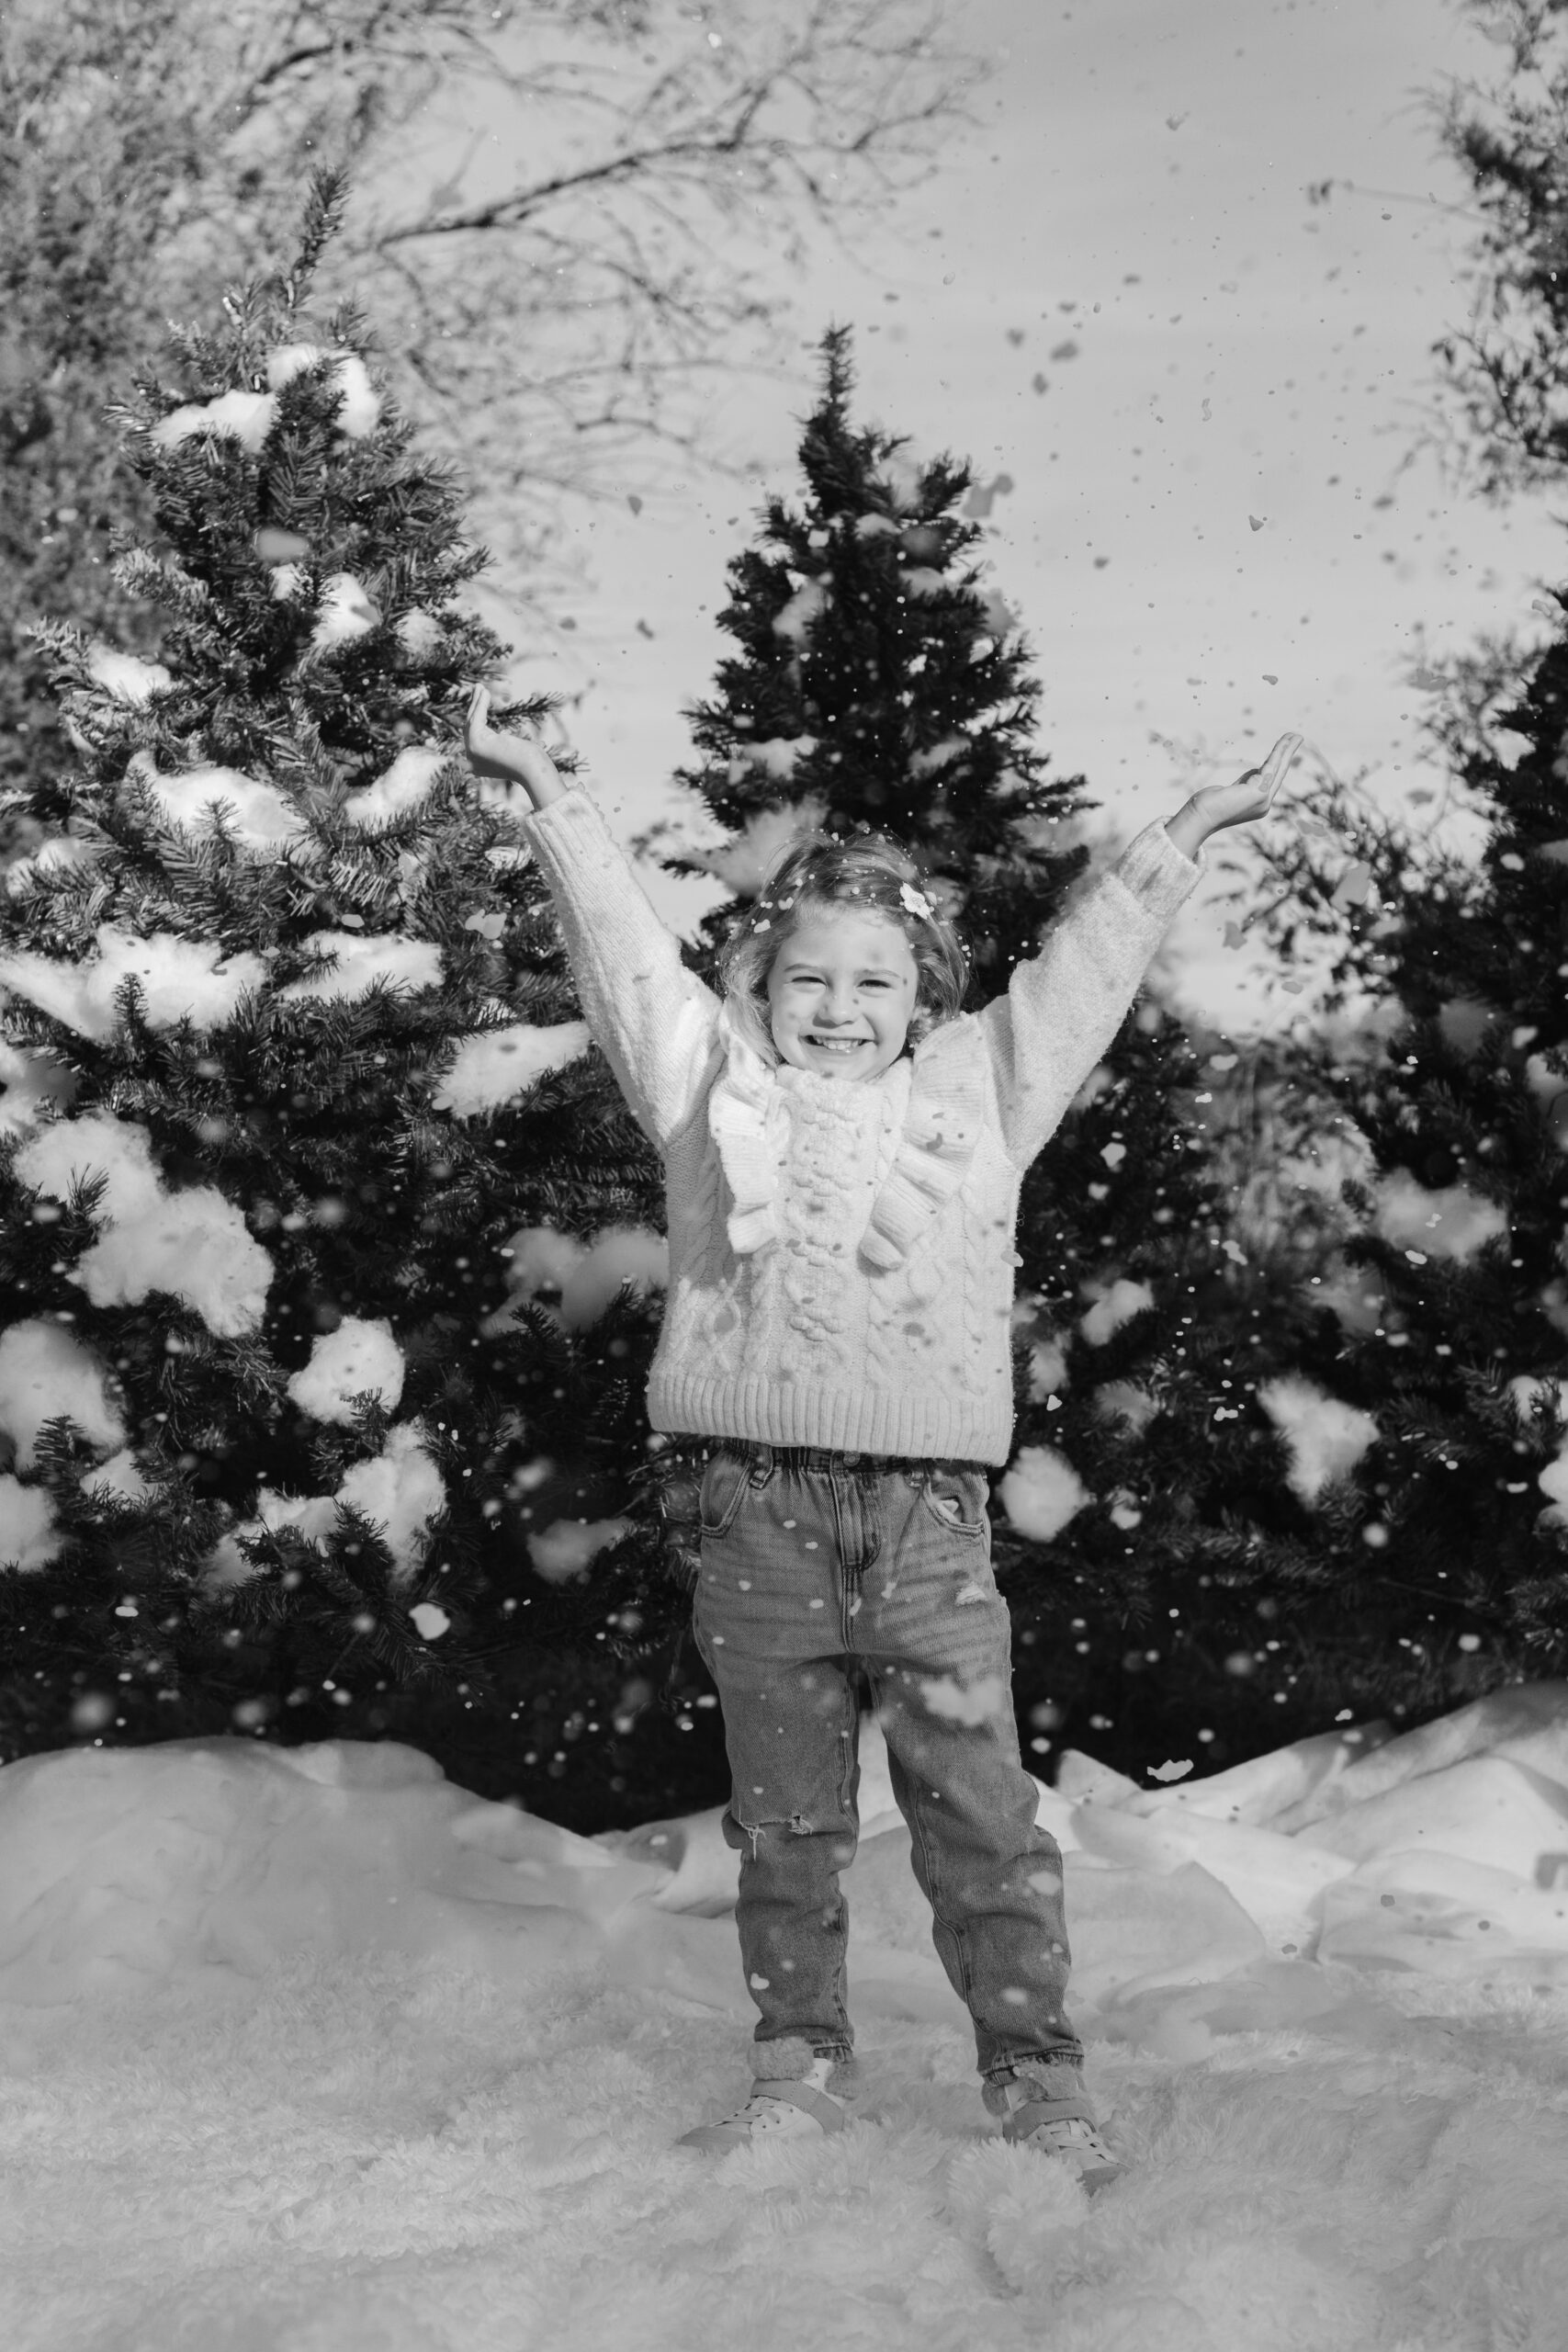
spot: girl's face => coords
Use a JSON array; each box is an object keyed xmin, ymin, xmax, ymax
[{"xmin": 765, "ymin": 906, "xmax": 920, "ymax": 1080}]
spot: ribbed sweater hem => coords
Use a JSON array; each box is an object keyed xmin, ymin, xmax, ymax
[{"xmin": 648, "ymin": 1368, "xmax": 1013, "ymax": 1467}]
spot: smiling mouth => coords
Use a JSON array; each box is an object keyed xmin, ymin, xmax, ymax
[{"xmin": 805, "ymin": 1035, "xmax": 867, "ymax": 1053}]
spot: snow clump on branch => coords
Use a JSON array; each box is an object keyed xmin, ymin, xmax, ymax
[
  {"xmin": 13, "ymin": 1114, "xmax": 272, "ymax": 1340},
  {"xmin": 310, "ymin": 575, "xmax": 381, "ymax": 650},
  {"xmin": 128, "ymin": 754, "xmax": 311, "ymax": 850},
  {"xmin": 85, "ymin": 648, "xmax": 173, "ymax": 705},
  {"xmin": 150, "ymin": 390, "xmax": 277, "ymax": 455},
  {"xmin": 341, "ymin": 745, "xmax": 451, "ymax": 828},
  {"xmin": 0, "ymin": 1040, "xmax": 75, "ymax": 1138},
  {"xmin": 204, "ymin": 1422, "xmax": 445, "ymax": 1590},
  {"xmin": 272, "ymin": 931, "xmax": 441, "ymax": 1007},
  {"xmin": 146, "ymin": 349, "xmax": 378, "ymax": 459},
  {"xmin": 285, "ymin": 1317, "xmax": 405, "ymax": 1426},
  {"xmin": 265, "ymin": 345, "xmax": 380, "ymax": 438},
  {"xmin": 0, "ymin": 1482, "xmax": 59, "ymax": 1571},
  {"xmin": 0, "ymin": 1319, "xmax": 127, "ymax": 1470},
  {"xmin": 432, "ymin": 1021, "xmax": 592, "ymax": 1120},
  {"xmin": 1255, "ymin": 1375, "xmax": 1379, "ymax": 1509},
  {"xmin": 0, "ymin": 925, "xmax": 267, "ymax": 1042}
]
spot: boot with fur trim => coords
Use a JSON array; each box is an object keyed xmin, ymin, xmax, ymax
[
  {"xmin": 984, "ymin": 2063, "xmax": 1122, "ymax": 2191},
  {"xmin": 677, "ymin": 2038, "xmax": 858, "ymax": 2154}
]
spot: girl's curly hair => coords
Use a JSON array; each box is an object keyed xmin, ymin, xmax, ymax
[{"xmin": 714, "ymin": 824, "xmax": 970, "ymax": 1067}]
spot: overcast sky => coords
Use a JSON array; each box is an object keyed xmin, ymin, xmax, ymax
[{"xmin": 463, "ymin": 0, "xmax": 1564, "ymax": 1038}]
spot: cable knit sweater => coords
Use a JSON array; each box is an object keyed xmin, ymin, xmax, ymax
[{"xmin": 516, "ymin": 783, "xmax": 1207, "ymax": 1466}]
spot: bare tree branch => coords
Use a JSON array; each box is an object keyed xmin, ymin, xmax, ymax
[{"xmin": 1, "ymin": 0, "xmax": 979, "ymax": 805}]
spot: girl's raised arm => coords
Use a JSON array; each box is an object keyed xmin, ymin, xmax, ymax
[
  {"xmin": 462, "ymin": 684, "xmax": 722, "ymax": 1157},
  {"xmin": 977, "ymin": 732, "xmax": 1307, "ymax": 1170}
]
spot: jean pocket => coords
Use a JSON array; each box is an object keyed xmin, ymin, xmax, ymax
[
  {"xmin": 918, "ymin": 1465, "xmax": 989, "ymax": 1538},
  {"xmin": 699, "ymin": 1448, "xmax": 757, "ymax": 1541}
]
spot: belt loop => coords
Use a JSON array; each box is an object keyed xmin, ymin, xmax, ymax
[{"xmin": 751, "ymin": 1441, "xmax": 773, "ymax": 1483}]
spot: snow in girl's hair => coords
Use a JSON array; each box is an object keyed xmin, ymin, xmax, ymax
[
  {"xmin": 2, "ymin": 1688, "xmax": 1567, "ymax": 2351},
  {"xmin": 715, "ymin": 816, "xmax": 968, "ymax": 1071}
]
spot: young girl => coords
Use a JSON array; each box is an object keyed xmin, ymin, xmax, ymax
[{"xmin": 466, "ymin": 687, "xmax": 1301, "ymax": 2191}]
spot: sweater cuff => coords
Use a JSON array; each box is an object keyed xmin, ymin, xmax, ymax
[
  {"xmin": 513, "ymin": 775, "xmax": 600, "ymax": 843},
  {"xmin": 1110, "ymin": 814, "xmax": 1207, "ymax": 925}
]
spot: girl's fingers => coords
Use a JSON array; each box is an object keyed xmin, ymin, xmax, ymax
[
  {"xmin": 1263, "ymin": 732, "xmax": 1303, "ymax": 793},
  {"xmin": 1237, "ymin": 732, "xmax": 1302, "ymax": 808}
]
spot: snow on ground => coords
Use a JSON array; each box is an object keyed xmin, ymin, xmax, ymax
[{"xmin": 3, "ymin": 1689, "xmax": 1568, "ymax": 2352}]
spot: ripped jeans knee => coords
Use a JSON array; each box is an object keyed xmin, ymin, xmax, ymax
[{"xmin": 724, "ymin": 1806, "xmax": 819, "ymax": 1862}]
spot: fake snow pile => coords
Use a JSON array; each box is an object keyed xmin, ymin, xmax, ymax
[{"xmin": 2, "ymin": 1687, "xmax": 1567, "ymax": 2352}]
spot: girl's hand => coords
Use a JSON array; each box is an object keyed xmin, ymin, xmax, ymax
[
  {"xmin": 1189, "ymin": 732, "xmax": 1303, "ymax": 836},
  {"xmin": 464, "ymin": 685, "xmax": 566, "ymax": 804}
]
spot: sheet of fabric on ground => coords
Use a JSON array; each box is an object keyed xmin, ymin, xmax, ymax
[{"xmin": 2, "ymin": 1684, "xmax": 1567, "ymax": 2352}]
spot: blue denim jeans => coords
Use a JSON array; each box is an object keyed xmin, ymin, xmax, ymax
[{"xmin": 688, "ymin": 1438, "xmax": 1084, "ymax": 2086}]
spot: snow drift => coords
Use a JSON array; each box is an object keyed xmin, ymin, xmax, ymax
[{"xmin": 2, "ymin": 1689, "xmax": 1567, "ymax": 2352}]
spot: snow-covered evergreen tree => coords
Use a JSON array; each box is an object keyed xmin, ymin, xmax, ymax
[
  {"xmin": 1227, "ymin": 640, "xmax": 1568, "ymax": 1726},
  {"xmin": 1179, "ymin": 0, "xmax": 1568, "ymax": 1738},
  {"xmin": 639, "ymin": 333, "xmax": 1092, "ymax": 912},
  {"xmin": 0, "ymin": 173, "xmax": 682, "ymax": 1792}
]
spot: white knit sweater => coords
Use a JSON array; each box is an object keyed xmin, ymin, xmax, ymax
[{"xmin": 516, "ymin": 784, "xmax": 1206, "ymax": 1466}]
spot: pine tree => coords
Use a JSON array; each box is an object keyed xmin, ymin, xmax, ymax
[
  {"xmin": 0, "ymin": 172, "xmax": 688, "ymax": 1803},
  {"xmin": 1224, "ymin": 655, "xmax": 1568, "ymax": 1726},
  {"xmin": 638, "ymin": 326, "xmax": 1091, "ymax": 944},
  {"xmin": 1133, "ymin": 0, "xmax": 1568, "ymax": 1745}
]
